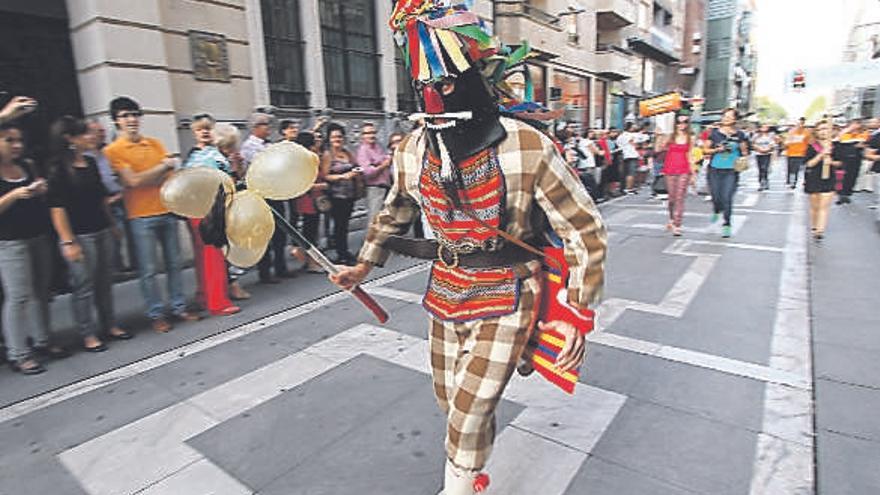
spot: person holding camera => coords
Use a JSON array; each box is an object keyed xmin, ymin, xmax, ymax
[
  {"xmin": 320, "ymin": 122, "xmax": 361, "ymax": 266},
  {"xmin": 703, "ymin": 108, "xmax": 749, "ymax": 238},
  {"xmin": 0, "ymin": 121, "xmax": 69, "ymax": 374}
]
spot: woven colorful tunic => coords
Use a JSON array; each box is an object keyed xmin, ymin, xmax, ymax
[{"xmin": 419, "ymin": 149, "xmax": 520, "ymax": 322}]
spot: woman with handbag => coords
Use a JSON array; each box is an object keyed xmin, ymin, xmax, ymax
[
  {"xmin": 662, "ymin": 114, "xmax": 695, "ymax": 236},
  {"xmin": 703, "ymin": 108, "xmax": 749, "ymax": 238},
  {"xmin": 289, "ymin": 131, "xmax": 329, "ymax": 272},
  {"xmin": 804, "ymin": 120, "xmax": 840, "ymax": 240},
  {"xmin": 320, "ymin": 122, "xmax": 361, "ymax": 266}
]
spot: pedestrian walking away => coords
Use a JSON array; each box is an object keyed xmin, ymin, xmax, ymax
[
  {"xmin": 753, "ymin": 124, "xmax": 776, "ymax": 190},
  {"xmin": 703, "ymin": 108, "xmax": 749, "ymax": 238},
  {"xmin": 785, "ymin": 117, "xmax": 810, "ymax": 189},
  {"xmin": 835, "ymin": 119, "xmax": 869, "ymax": 205},
  {"xmin": 333, "ymin": 3, "xmax": 606, "ymax": 492}
]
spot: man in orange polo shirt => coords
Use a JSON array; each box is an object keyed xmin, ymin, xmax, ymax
[
  {"xmin": 785, "ymin": 117, "xmax": 811, "ymax": 189},
  {"xmin": 104, "ymin": 97, "xmax": 200, "ymax": 333}
]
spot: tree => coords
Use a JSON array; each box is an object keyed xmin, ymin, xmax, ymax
[
  {"xmin": 753, "ymin": 96, "xmax": 788, "ymax": 123},
  {"xmin": 803, "ymin": 95, "xmax": 828, "ymax": 122}
]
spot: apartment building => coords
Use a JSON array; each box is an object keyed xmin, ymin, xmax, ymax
[
  {"xmin": 833, "ymin": 0, "xmax": 880, "ymax": 119},
  {"xmin": 703, "ymin": 0, "xmax": 757, "ymax": 117}
]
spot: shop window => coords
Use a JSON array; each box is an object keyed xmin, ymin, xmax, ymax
[
  {"xmin": 552, "ymin": 72, "xmax": 590, "ymax": 132},
  {"xmin": 262, "ymin": 0, "xmax": 308, "ymax": 107},
  {"xmin": 320, "ymin": 0, "xmax": 383, "ymax": 111}
]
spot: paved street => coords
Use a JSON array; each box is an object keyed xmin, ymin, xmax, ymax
[{"xmin": 1, "ymin": 164, "xmax": 878, "ymax": 495}]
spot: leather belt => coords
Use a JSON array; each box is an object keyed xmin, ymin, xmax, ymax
[{"xmin": 385, "ymin": 235, "xmax": 540, "ymax": 269}]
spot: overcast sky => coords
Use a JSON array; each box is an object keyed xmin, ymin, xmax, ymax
[{"xmin": 753, "ymin": 0, "xmax": 858, "ymax": 116}]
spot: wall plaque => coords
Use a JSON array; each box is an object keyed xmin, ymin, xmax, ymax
[{"xmin": 189, "ymin": 30, "xmax": 230, "ymax": 82}]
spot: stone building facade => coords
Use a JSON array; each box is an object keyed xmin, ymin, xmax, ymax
[{"xmin": 1, "ymin": 0, "xmax": 706, "ymax": 152}]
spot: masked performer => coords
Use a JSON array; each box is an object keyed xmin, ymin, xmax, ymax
[{"xmin": 331, "ymin": 2, "xmax": 607, "ymax": 493}]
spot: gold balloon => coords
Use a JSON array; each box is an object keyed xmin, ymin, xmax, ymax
[
  {"xmin": 225, "ymin": 190, "xmax": 275, "ymax": 250},
  {"xmin": 160, "ymin": 167, "xmax": 234, "ymax": 218},
  {"xmin": 246, "ymin": 141, "xmax": 319, "ymax": 200},
  {"xmin": 225, "ymin": 240, "xmax": 268, "ymax": 268}
]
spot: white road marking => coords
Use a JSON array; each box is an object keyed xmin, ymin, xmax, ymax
[
  {"xmin": 59, "ymin": 323, "xmax": 626, "ymax": 495},
  {"xmin": 748, "ymin": 191, "xmax": 815, "ymax": 495},
  {"xmin": 737, "ymin": 192, "xmax": 760, "ymax": 207},
  {"xmin": 371, "ymin": 286, "xmax": 425, "ymax": 304},
  {"xmin": 0, "ymin": 263, "xmax": 430, "ymax": 424},
  {"xmin": 373, "ymin": 289, "xmax": 808, "ymax": 390},
  {"xmin": 616, "ymin": 205, "xmax": 791, "ymax": 216},
  {"xmin": 627, "ymin": 215, "xmax": 748, "ymax": 235}
]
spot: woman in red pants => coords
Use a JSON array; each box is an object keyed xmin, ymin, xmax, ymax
[{"xmin": 183, "ymin": 119, "xmax": 241, "ymax": 316}]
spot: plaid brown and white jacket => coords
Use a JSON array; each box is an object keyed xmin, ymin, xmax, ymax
[{"xmin": 358, "ymin": 117, "xmax": 607, "ymax": 307}]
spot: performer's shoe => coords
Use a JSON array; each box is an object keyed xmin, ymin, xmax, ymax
[
  {"xmin": 443, "ymin": 460, "xmax": 489, "ymax": 494},
  {"xmin": 516, "ymin": 357, "xmax": 535, "ymax": 377}
]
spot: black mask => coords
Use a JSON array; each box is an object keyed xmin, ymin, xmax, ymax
[{"xmin": 417, "ymin": 68, "xmax": 507, "ymax": 164}]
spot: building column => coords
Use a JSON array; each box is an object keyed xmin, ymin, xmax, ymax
[
  {"xmin": 301, "ymin": 0, "xmax": 327, "ymax": 110},
  {"xmin": 376, "ymin": 0, "xmax": 398, "ymax": 114},
  {"xmin": 65, "ymin": 0, "xmax": 180, "ymax": 152},
  {"xmin": 244, "ymin": 0, "xmax": 271, "ymax": 107}
]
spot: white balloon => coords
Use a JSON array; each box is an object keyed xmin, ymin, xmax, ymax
[
  {"xmin": 225, "ymin": 240, "xmax": 268, "ymax": 268},
  {"xmin": 225, "ymin": 190, "xmax": 275, "ymax": 250},
  {"xmin": 160, "ymin": 167, "xmax": 234, "ymax": 218},
  {"xmin": 246, "ymin": 141, "xmax": 319, "ymax": 200}
]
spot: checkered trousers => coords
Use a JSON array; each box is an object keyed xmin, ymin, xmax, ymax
[{"xmin": 429, "ymin": 272, "xmax": 542, "ymax": 471}]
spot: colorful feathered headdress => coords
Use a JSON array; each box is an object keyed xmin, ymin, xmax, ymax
[{"xmin": 389, "ymin": 0, "xmax": 497, "ymax": 82}]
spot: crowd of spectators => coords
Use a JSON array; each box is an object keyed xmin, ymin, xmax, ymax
[
  {"xmin": 1, "ymin": 92, "xmax": 877, "ymax": 376},
  {"xmin": 0, "ymin": 95, "xmax": 404, "ymax": 375}
]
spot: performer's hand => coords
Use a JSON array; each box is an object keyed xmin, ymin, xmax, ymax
[
  {"xmin": 329, "ymin": 262, "xmax": 371, "ymax": 291},
  {"xmin": 539, "ymin": 320, "xmax": 586, "ymax": 373}
]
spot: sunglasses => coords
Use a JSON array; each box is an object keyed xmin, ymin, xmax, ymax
[{"xmin": 192, "ymin": 113, "xmax": 214, "ymax": 121}]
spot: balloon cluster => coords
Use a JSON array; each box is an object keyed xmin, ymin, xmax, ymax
[{"xmin": 160, "ymin": 141, "xmax": 319, "ymax": 266}]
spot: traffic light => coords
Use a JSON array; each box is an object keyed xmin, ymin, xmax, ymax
[{"xmin": 792, "ymin": 70, "xmax": 806, "ymax": 90}]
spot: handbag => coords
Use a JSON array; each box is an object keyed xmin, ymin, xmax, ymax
[
  {"xmin": 734, "ymin": 156, "xmax": 750, "ymax": 172},
  {"xmin": 312, "ymin": 192, "xmax": 332, "ymax": 213},
  {"xmin": 651, "ymin": 174, "xmax": 668, "ymax": 195},
  {"xmin": 353, "ymin": 173, "xmax": 367, "ymax": 200}
]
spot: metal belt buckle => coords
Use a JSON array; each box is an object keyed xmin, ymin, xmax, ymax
[{"xmin": 437, "ymin": 243, "xmax": 460, "ymax": 268}]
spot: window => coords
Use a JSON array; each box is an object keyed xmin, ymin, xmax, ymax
[
  {"xmin": 552, "ymin": 72, "xmax": 590, "ymax": 131},
  {"xmin": 594, "ymin": 80, "xmax": 608, "ymax": 128},
  {"xmin": 320, "ymin": 0, "xmax": 383, "ymax": 111},
  {"xmin": 262, "ymin": 0, "xmax": 308, "ymax": 107},
  {"xmin": 529, "ymin": 64, "xmax": 547, "ymax": 105},
  {"xmin": 396, "ymin": 53, "xmax": 418, "ymax": 114}
]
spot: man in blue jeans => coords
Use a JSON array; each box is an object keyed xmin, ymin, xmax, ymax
[{"xmin": 104, "ymin": 97, "xmax": 200, "ymax": 333}]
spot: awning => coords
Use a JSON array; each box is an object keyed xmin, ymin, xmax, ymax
[{"xmin": 627, "ymin": 36, "xmax": 679, "ymax": 64}]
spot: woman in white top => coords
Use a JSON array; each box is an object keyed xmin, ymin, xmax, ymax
[{"xmin": 753, "ymin": 125, "xmax": 776, "ymax": 191}]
